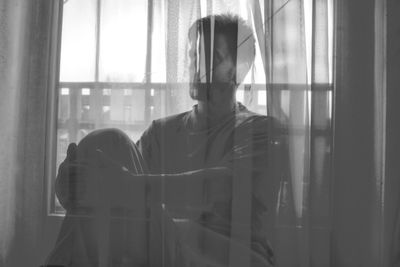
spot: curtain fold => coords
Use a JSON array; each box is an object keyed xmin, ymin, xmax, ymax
[
  {"xmin": 250, "ymin": 0, "xmax": 332, "ymax": 266},
  {"xmin": 0, "ymin": 1, "xmax": 58, "ymax": 266}
]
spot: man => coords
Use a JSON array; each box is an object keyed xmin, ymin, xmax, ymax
[{"xmin": 51, "ymin": 14, "xmax": 275, "ymax": 267}]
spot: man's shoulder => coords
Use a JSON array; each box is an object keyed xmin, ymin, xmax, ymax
[
  {"xmin": 141, "ymin": 111, "xmax": 191, "ymax": 139},
  {"xmin": 152, "ymin": 111, "xmax": 190, "ymax": 128},
  {"xmin": 235, "ymin": 104, "xmax": 271, "ymax": 130},
  {"xmin": 138, "ymin": 110, "xmax": 190, "ymax": 147}
]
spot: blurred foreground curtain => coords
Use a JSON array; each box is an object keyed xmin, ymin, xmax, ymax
[{"xmin": 0, "ymin": 0, "xmax": 59, "ymax": 266}]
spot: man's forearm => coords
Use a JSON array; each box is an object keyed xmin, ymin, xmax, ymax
[
  {"xmin": 55, "ymin": 160, "xmax": 233, "ymax": 214},
  {"xmin": 116, "ymin": 167, "xmax": 233, "ymax": 211}
]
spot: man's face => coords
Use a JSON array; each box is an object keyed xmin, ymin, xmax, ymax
[{"xmin": 188, "ymin": 31, "xmax": 237, "ymax": 102}]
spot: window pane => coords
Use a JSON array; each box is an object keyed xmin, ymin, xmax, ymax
[
  {"xmin": 109, "ymin": 89, "xmax": 146, "ymax": 122},
  {"xmin": 58, "ymin": 88, "xmax": 70, "ymax": 120},
  {"xmin": 257, "ymin": 90, "xmax": 266, "ymax": 106},
  {"xmin": 150, "ymin": 88, "xmax": 167, "ymax": 120},
  {"xmin": 151, "ymin": 1, "xmax": 166, "ymax": 82},
  {"xmin": 236, "ymin": 89, "xmax": 244, "ymax": 103},
  {"xmin": 99, "ymin": 0, "xmax": 148, "ymax": 82},
  {"xmin": 59, "ymin": 0, "xmax": 97, "ymax": 82}
]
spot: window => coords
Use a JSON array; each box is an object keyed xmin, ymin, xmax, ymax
[{"xmin": 52, "ymin": 0, "xmax": 333, "ymax": 214}]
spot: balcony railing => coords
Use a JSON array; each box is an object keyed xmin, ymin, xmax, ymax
[{"xmin": 53, "ymin": 81, "xmax": 333, "ymax": 213}]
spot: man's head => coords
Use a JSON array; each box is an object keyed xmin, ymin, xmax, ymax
[{"xmin": 188, "ymin": 14, "xmax": 256, "ymax": 102}]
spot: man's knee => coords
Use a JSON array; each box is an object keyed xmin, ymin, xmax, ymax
[
  {"xmin": 76, "ymin": 128, "xmax": 145, "ymax": 172},
  {"xmin": 81, "ymin": 128, "xmax": 130, "ymax": 146},
  {"xmin": 87, "ymin": 128, "xmax": 130, "ymax": 141},
  {"xmin": 77, "ymin": 128, "xmax": 133, "ymax": 157}
]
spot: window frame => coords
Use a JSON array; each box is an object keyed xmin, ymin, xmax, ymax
[
  {"xmin": 47, "ymin": 0, "xmax": 334, "ymax": 217},
  {"xmin": 44, "ymin": 0, "xmax": 64, "ymax": 217}
]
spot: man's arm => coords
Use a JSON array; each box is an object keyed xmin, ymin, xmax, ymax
[
  {"xmin": 56, "ymin": 147, "xmax": 233, "ymax": 215},
  {"xmin": 102, "ymin": 158, "xmax": 233, "ymax": 213}
]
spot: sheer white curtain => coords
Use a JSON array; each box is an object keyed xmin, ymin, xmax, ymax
[
  {"xmin": 154, "ymin": 0, "xmax": 332, "ymax": 266},
  {"xmin": 260, "ymin": 0, "xmax": 332, "ymax": 266}
]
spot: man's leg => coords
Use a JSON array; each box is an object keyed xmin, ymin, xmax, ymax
[{"xmin": 46, "ymin": 128, "xmax": 149, "ymax": 267}]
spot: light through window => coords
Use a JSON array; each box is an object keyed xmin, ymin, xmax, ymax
[{"xmin": 53, "ymin": 0, "xmax": 333, "ymax": 213}]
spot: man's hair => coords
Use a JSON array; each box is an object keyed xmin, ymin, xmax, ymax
[{"xmin": 189, "ymin": 14, "xmax": 256, "ymax": 84}]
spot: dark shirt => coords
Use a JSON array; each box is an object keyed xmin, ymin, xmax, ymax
[{"xmin": 137, "ymin": 102, "xmax": 274, "ymax": 266}]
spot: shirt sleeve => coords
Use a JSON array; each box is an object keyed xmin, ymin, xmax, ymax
[{"xmin": 136, "ymin": 120, "xmax": 161, "ymax": 174}]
